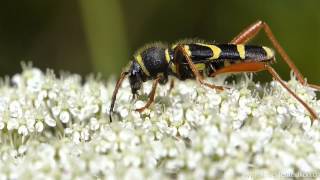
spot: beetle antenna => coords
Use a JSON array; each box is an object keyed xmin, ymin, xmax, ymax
[{"xmin": 109, "ymin": 71, "xmax": 129, "ymax": 122}]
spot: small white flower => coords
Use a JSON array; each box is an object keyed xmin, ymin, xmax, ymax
[
  {"xmin": 64, "ymin": 127, "xmax": 73, "ymax": 134},
  {"xmin": 48, "ymin": 91, "xmax": 57, "ymax": 100},
  {"xmin": 186, "ymin": 151, "xmax": 202, "ymax": 169},
  {"xmin": 38, "ymin": 90, "xmax": 48, "ymax": 100},
  {"xmin": 51, "ymin": 106, "xmax": 61, "ymax": 118},
  {"xmin": 236, "ymin": 109, "xmax": 248, "ymax": 121},
  {"xmin": 9, "ymin": 101, "xmax": 22, "ymax": 118},
  {"xmin": 26, "ymin": 117, "xmax": 36, "ymax": 132},
  {"xmin": 296, "ymin": 159, "xmax": 312, "ymax": 172},
  {"xmin": 88, "ymin": 104, "xmax": 99, "ymax": 114},
  {"xmin": 277, "ymin": 106, "xmax": 288, "ymax": 115},
  {"xmin": 178, "ymin": 123, "xmax": 191, "ymax": 138},
  {"xmin": 81, "ymin": 128, "xmax": 90, "ymax": 141},
  {"xmin": 35, "ymin": 121, "xmax": 44, "ymax": 132},
  {"xmin": 232, "ymin": 120, "xmax": 243, "ymax": 129},
  {"xmin": 7, "ymin": 118, "xmax": 19, "ymax": 130},
  {"xmin": 73, "ymin": 131, "xmax": 81, "ymax": 144},
  {"xmin": 118, "ymin": 106, "xmax": 129, "ymax": 118},
  {"xmin": 209, "ymin": 93, "xmax": 222, "ymax": 106},
  {"xmin": 59, "ymin": 111, "xmax": 70, "ymax": 123},
  {"xmin": 0, "ymin": 121, "xmax": 5, "ymax": 130},
  {"xmin": 165, "ymin": 159, "xmax": 184, "ymax": 171},
  {"xmin": 104, "ymin": 129, "xmax": 117, "ymax": 142},
  {"xmin": 143, "ymin": 118, "xmax": 153, "ymax": 130},
  {"xmin": 123, "ymin": 154, "xmax": 141, "ymax": 167},
  {"xmin": 119, "ymin": 129, "xmax": 133, "ymax": 142},
  {"xmin": 89, "ymin": 156, "xmax": 114, "ymax": 175},
  {"xmin": 0, "ymin": 67, "xmax": 319, "ymax": 179},
  {"xmin": 89, "ymin": 117, "xmax": 100, "ymax": 131},
  {"xmin": 134, "ymin": 100, "xmax": 145, "ymax": 110},
  {"xmin": 185, "ymin": 109, "xmax": 197, "ymax": 123},
  {"xmin": 10, "ymin": 149, "xmax": 18, "ymax": 158},
  {"xmin": 44, "ymin": 115, "xmax": 56, "ymax": 127},
  {"xmin": 12, "ymin": 74, "xmax": 23, "ymax": 87},
  {"xmin": 18, "ymin": 125, "xmax": 28, "ymax": 136},
  {"xmin": 124, "ymin": 168, "xmax": 143, "ymax": 180},
  {"xmin": 18, "ymin": 145, "xmax": 27, "ymax": 155},
  {"xmin": 170, "ymin": 104, "xmax": 184, "ymax": 126}
]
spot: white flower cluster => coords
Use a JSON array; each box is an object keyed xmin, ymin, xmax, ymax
[{"xmin": 0, "ymin": 65, "xmax": 320, "ymax": 179}]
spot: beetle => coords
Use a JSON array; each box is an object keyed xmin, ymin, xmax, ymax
[{"xmin": 109, "ymin": 20, "xmax": 320, "ymax": 122}]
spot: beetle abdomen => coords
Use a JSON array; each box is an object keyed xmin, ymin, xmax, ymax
[{"xmin": 182, "ymin": 43, "xmax": 274, "ymax": 62}]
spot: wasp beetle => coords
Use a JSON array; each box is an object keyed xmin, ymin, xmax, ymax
[{"xmin": 109, "ymin": 21, "xmax": 320, "ymax": 122}]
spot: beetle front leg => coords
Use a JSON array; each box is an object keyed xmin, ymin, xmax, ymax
[{"xmin": 135, "ymin": 75, "xmax": 161, "ymax": 112}]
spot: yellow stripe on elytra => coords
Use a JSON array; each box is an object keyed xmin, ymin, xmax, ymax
[
  {"xmin": 165, "ymin": 49, "xmax": 171, "ymax": 63},
  {"xmin": 135, "ymin": 54, "xmax": 150, "ymax": 76},
  {"xmin": 195, "ymin": 63, "xmax": 205, "ymax": 70},
  {"xmin": 262, "ymin": 46, "xmax": 275, "ymax": 59},
  {"xmin": 237, "ymin": 45, "xmax": 246, "ymax": 59},
  {"xmin": 196, "ymin": 43, "xmax": 221, "ymax": 60}
]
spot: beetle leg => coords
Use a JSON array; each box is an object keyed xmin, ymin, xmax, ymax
[
  {"xmin": 174, "ymin": 45, "xmax": 224, "ymax": 91},
  {"xmin": 231, "ymin": 20, "xmax": 320, "ymax": 90},
  {"xmin": 168, "ymin": 79, "xmax": 175, "ymax": 93},
  {"xmin": 135, "ymin": 75, "xmax": 161, "ymax": 112},
  {"xmin": 209, "ymin": 61, "xmax": 318, "ymax": 121}
]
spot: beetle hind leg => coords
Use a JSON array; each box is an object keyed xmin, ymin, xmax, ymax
[
  {"xmin": 231, "ymin": 20, "xmax": 320, "ymax": 91},
  {"xmin": 208, "ymin": 61, "xmax": 318, "ymax": 121}
]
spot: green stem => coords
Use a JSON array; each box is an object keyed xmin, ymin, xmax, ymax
[{"xmin": 79, "ymin": 0, "xmax": 128, "ymax": 77}]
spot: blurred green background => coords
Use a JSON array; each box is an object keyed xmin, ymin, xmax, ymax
[{"xmin": 0, "ymin": 0, "xmax": 319, "ymax": 83}]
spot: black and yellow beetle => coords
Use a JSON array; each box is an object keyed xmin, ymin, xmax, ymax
[{"xmin": 109, "ymin": 20, "xmax": 320, "ymax": 122}]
